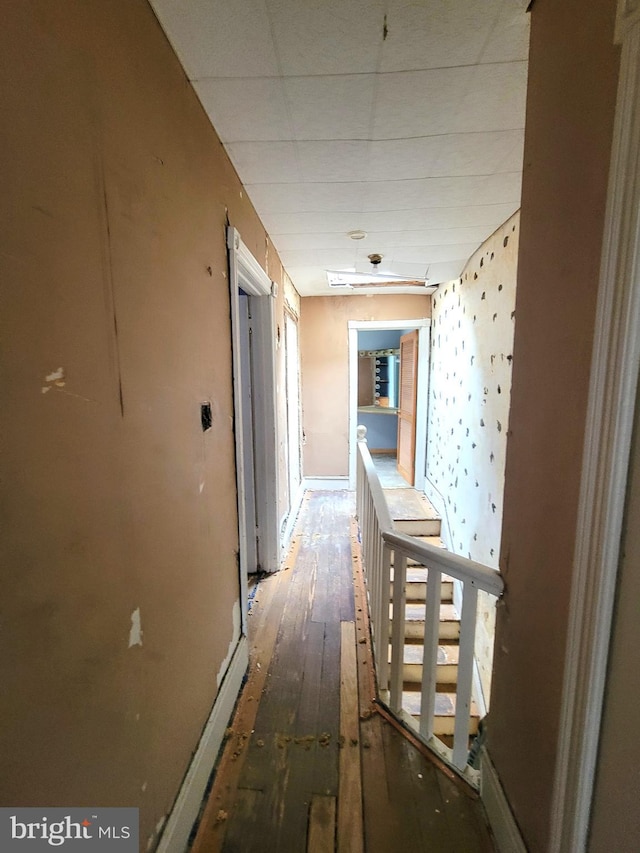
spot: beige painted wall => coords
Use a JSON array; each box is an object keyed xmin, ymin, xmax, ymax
[
  {"xmin": 300, "ymin": 294, "xmax": 431, "ymax": 477},
  {"xmin": 0, "ymin": 2, "xmax": 289, "ymax": 849},
  {"xmin": 488, "ymin": 1, "xmax": 621, "ymax": 851}
]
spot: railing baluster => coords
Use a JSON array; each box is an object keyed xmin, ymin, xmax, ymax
[
  {"xmin": 378, "ymin": 543, "xmax": 392, "ymax": 692},
  {"xmin": 355, "ymin": 431, "xmax": 501, "ymax": 781},
  {"xmin": 389, "ymin": 549, "xmax": 407, "ymax": 713},
  {"xmin": 452, "ymin": 582, "xmax": 478, "ymax": 770},
  {"xmin": 420, "ymin": 568, "xmax": 442, "ymax": 740}
]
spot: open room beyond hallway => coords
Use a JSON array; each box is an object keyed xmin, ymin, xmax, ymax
[{"xmin": 191, "ymin": 491, "xmax": 494, "ymax": 853}]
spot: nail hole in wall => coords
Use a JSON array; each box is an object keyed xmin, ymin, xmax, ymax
[{"xmin": 201, "ymin": 402, "xmax": 213, "ymax": 432}]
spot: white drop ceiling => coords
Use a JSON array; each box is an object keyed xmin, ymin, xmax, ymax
[{"xmin": 149, "ymin": 0, "xmax": 530, "ymax": 296}]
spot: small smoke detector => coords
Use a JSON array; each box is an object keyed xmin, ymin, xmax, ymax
[{"xmin": 347, "ymin": 230, "xmax": 367, "ymax": 241}]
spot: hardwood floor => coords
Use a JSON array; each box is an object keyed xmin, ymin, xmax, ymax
[{"xmin": 190, "ymin": 491, "xmax": 495, "ymax": 853}]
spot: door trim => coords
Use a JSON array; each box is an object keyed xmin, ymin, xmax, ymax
[
  {"xmin": 227, "ymin": 227, "xmax": 279, "ymax": 633},
  {"xmin": 550, "ymin": 11, "xmax": 640, "ymax": 850},
  {"xmin": 348, "ymin": 319, "xmax": 430, "ymax": 490}
]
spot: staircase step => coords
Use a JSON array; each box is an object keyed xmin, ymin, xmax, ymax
[
  {"xmin": 390, "ymin": 535, "xmax": 446, "ymax": 566},
  {"xmin": 389, "ymin": 603, "xmax": 460, "ymax": 640},
  {"xmin": 390, "ymin": 568, "xmax": 454, "ymax": 603},
  {"xmin": 402, "ymin": 690, "xmax": 480, "ymax": 737},
  {"xmin": 388, "ymin": 642, "xmax": 459, "ymax": 685},
  {"xmin": 384, "ymin": 489, "xmax": 441, "ymax": 537}
]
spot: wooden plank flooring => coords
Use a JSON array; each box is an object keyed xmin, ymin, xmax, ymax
[{"xmin": 190, "ymin": 491, "xmax": 495, "ymax": 853}]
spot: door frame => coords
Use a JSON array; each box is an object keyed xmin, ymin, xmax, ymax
[
  {"xmin": 550, "ymin": 7, "xmax": 640, "ymax": 850},
  {"xmin": 227, "ymin": 227, "xmax": 280, "ymax": 632},
  {"xmin": 348, "ymin": 318, "xmax": 431, "ymax": 490}
]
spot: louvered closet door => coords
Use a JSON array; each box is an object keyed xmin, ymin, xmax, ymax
[{"xmin": 397, "ymin": 330, "xmax": 418, "ymax": 485}]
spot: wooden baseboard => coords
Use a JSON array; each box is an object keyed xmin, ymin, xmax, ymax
[
  {"xmin": 303, "ymin": 476, "xmax": 349, "ymax": 491},
  {"xmin": 281, "ymin": 480, "xmax": 306, "ymax": 556},
  {"xmin": 480, "ymin": 747, "xmax": 527, "ymax": 853},
  {"xmin": 156, "ymin": 636, "xmax": 249, "ymax": 853}
]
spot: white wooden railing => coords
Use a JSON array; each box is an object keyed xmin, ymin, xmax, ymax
[{"xmin": 356, "ymin": 426, "xmax": 504, "ymax": 774}]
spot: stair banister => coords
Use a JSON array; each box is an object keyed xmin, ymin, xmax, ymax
[
  {"xmin": 356, "ymin": 429, "xmax": 504, "ymax": 776},
  {"xmin": 381, "ymin": 529, "xmax": 503, "ymax": 597}
]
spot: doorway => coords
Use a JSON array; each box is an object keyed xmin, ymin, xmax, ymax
[
  {"xmin": 348, "ymin": 319, "xmax": 430, "ymax": 491},
  {"xmin": 227, "ymin": 227, "xmax": 279, "ymax": 632}
]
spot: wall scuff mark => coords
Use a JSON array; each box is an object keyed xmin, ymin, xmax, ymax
[
  {"xmin": 216, "ymin": 600, "xmax": 241, "ymax": 688},
  {"xmin": 41, "ymin": 367, "xmax": 66, "ymax": 394},
  {"xmin": 128, "ymin": 607, "xmax": 143, "ymax": 648}
]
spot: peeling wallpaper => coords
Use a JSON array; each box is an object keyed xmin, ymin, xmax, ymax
[
  {"xmin": 425, "ymin": 212, "xmax": 519, "ymax": 703},
  {"xmin": 427, "ymin": 213, "xmax": 518, "ymax": 566}
]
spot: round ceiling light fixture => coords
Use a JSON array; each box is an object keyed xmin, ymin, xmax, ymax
[{"xmin": 347, "ymin": 229, "xmax": 367, "ymax": 240}]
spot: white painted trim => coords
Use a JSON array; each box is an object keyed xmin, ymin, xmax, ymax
[
  {"xmin": 422, "ymin": 475, "xmax": 453, "ymax": 550},
  {"xmin": 303, "ymin": 476, "xmax": 349, "ymax": 491},
  {"xmin": 413, "ymin": 325, "xmax": 431, "ymax": 491},
  {"xmin": 550, "ymin": 16, "xmax": 640, "ymax": 853},
  {"xmin": 480, "ymin": 747, "xmax": 527, "ymax": 853},
  {"xmin": 227, "ymin": 227, "xmax": 271, "ymax": 297},
  {"xmin": 348, "ymin": 318, "xmax": 431, "ymax": 489},
  {"xmin": 281, "ymin": 479, "xmax": 305, "ymax": 550},
  {"xmin": 156, "ymin": 636, "xmax": 248, "ymax": 853},
  {"xmin": 228, "ymin": 227, "xmax": 280, "ymax": 595}
]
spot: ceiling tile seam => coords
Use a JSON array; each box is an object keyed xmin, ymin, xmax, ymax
[
  {"xmin": 187, "ymin": 59, "xmax": 528, "ymax": 84},
  {"xmin": 258, "ymin": 205, "xmax": 520, "ymax": 216},
  {"xmin": 245, "ymin": 170, "xmax": 522, "ymax": 187},
  {"xmin": 475, "ymin": 0, "xmax": 514, "ymax": 66},
  {"xmin": 259, "ymin": 0, "xmax": 301, "ymax": 167},
  {"xmin": 270, "ymin": 225, "xmax": 505, "ymax": 234},
  {"xmin": 219, "ymin": 128, "xmax": 526, "ymax": 145}
]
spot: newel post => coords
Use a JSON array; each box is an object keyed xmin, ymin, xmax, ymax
[{"xmin": 357, "ymin": 424, "xmax": 368, "ymax": 442}]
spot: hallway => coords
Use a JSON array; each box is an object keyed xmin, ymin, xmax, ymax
[{"xmin": 191, "ymin": 491, "xmax": 494, "ymax": 852}]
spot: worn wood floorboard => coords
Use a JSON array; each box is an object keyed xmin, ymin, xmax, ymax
[
  {"xmin": 191, "ymin": 490, "xmax": 494, "ymax": 853},
  {"xmin": 308, "ymin": 795, "xmax": 337, "ymax": 853}
]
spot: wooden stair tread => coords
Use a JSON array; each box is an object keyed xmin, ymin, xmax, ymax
[
  {"xmin": 402, "ymin": 690, "xmax": 479, "ymax": 717},
  {"xmin": 390, "ymin": 537, "xmax": 446, "ymax": 565},
  {"xmin": 390, "ymin": 567, "xmax": 454, "ymax": 583},
  {"xmin": 383, "ymin": 489, "xmax": 439, "ymax": 522},
  {"xmin": 391, "ymin": 603, "xmax": 459, "ymax": 623},
  {"xmin": 396, "ymin": 643, "xmax": 459, "ymax": 666},
  {"xmin": 401, "ymin": 691, "xmax": 480, "ymax": 736}
]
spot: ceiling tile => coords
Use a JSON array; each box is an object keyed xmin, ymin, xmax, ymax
[
  {"xmin": 372, "ymin": 242, "xmax": 483, "ymax": 265},
  {"xmin": 283, "ymin": 76, "xmax": 376, "ymax": 141},
  {"xmin": 226, "ymin": 142, "xmax": 302, "ymax": 184},
  {"xmin": 372, "ymin": 62, "xmax": 527, "ymax": 140},
  {"xmin": 367, "ymin": 130, "xmax": 524, "ymax": 181},
  {"xmin": 150, "ymin": 0, "xmax": 279, "ymax": 79},
  {"xmin": 272, "ymin": 224, "xmax": 492, "ymax": 252},
  {"xmin": 380, "ymin": 0, "xmax": 504, "ymax": 72},
  {"xmin": 360, "ymin": 172, "xmax": 522, "ymax": 211},
  {"xmin": 479, "ymin": 1, "xmax": 531, "ymax": 64},
  {"xmin": 389, "ymin": 203, "xmax": 518, "ymax": 232},
  {"xmin": 296, "ymin": 141, "xmax": 371, "ymax": 183},
  {"xmin": 267, "ymin": 0, "xmax": 385, "ymax": 76},
  {"xmin": 278, "ymin": 247, "xmax": 360, "ymax": 268},
  {"xmin": 246, "ymin": 181, "xmax": 367, "ymax": 213},
  {"xmin": 262, "ymin": 203, "xmax": 518, "ymax": 237},
  {"xmin": 193, "ymin": 78, "xmax": 292, "ymax": 142}
]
